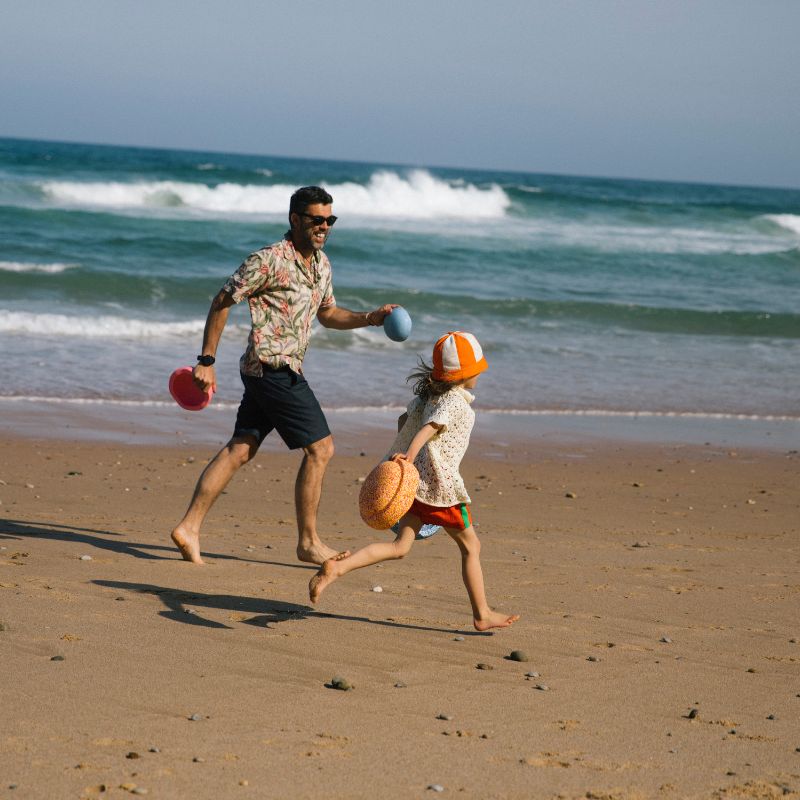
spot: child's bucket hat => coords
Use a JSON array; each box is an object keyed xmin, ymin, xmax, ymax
[{"xmin": 431, "ymin": 331, "xmax": 488, "ymax": 383}]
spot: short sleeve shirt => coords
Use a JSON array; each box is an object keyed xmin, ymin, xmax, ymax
[
  {"xmin": 223, "ymin": 234, "xmax": 336, "ymax": 375},
  {"xmin": 386, "ymin": 387, "xmax": 476, "ymax": 507}
]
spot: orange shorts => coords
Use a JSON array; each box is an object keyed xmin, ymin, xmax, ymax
[{"xmin": 407, "ymin": 499, "xmax": 473, "ymax": 531}]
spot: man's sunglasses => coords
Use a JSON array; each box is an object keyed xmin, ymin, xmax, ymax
[{"xmin": 298, "ymin": 212, "xmax": 338, "ymax": 227}]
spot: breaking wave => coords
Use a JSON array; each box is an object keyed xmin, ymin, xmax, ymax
[{"xmin": 38, "ymin": 169, "xmax": 510, "ymax": 220}]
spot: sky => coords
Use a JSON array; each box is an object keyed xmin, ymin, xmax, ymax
[{"xmin": 2, "ymin": 0, "xmax": 799, "ymax": 188}]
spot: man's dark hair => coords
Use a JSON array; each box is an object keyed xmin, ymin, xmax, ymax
[{"xmin": 289, "ymin": 186, "xmax": 333, "ymax": 221}]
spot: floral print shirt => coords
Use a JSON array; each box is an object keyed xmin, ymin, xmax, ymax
[{"xmin": 223, "ymin": 233, "xmax": 336, "ymax": 375}]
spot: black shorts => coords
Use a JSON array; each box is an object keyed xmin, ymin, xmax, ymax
[{"xmin": 233, "ymin": 367, "xmax": 331, "ymax": 450}]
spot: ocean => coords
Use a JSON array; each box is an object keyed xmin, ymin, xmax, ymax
[{"xmin": 1, "ymin": 136, "xmax": 798, "ymax": 444}]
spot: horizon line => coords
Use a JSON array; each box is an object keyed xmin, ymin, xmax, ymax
[{"xmin": 2, "ymin": 133, "xmax": 798, "ymax": 194}]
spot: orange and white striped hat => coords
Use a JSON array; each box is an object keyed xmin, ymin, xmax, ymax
[{"xmin": 432, "ymin": 331, "xmax": 488, "ymax": 383}]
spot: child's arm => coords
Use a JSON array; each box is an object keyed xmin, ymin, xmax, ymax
[{"xmin": 392, "ymin": 422, "xmax": 441, "ymax": 464}]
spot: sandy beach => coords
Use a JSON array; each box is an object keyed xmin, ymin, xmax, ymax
[{"xmin": 1, "ymin": 418, "xmax": 799, "ymax": 799}]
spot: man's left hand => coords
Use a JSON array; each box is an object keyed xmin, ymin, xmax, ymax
[{"xmin": 366, "ymin": 304, "xmax": 399, "ymax": 326}]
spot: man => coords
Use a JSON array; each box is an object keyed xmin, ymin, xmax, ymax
[{"xmin": 171, "ymin": 186, "xmax": 395, "ymax": 565}]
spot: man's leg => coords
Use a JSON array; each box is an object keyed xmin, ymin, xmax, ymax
[
  {"xmin": 171, "ymin": 434, "xmax": 259, "ymax": 564},
  {"xmin": 294, "ymin": 434, "xmax": 344, "ymax": 564}
]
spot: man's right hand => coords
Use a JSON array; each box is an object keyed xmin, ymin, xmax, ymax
[{"xmin": 193, "ymin": 364, "xmax": 216, "ymax": 393}]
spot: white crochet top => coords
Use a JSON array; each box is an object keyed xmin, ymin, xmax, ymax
[{"xmin": 386, "ymin": 386, "xmax": 475, "ymax": 507}]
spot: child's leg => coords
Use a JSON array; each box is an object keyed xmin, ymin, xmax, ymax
[
  {"xmin": 446, "ymin": 524, "xmax": 520, "ymax": 631},
  {"xmin": 309, "ymin": 515, "xmax": 423, "ymax": 603}
]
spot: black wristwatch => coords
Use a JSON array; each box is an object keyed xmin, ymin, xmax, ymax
[{"xmin": 196, "ymin": 355, "xmax": 216, "ymax": 367}]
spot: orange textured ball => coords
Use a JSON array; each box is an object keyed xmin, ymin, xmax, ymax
[{"xmin": 359, "ymin": 459, "xmax": 420, "ymax": 530}]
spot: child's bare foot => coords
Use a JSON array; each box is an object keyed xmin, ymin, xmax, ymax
[
  {"xmin": 308, "ymin": 552, "xmax": 349, "ymax": 604},
  {"xmin": 171, "ymin": 526, "xmax": 204, "ymax": 564},
  {"xmin": 474, "ymin": 611, "xmax": 520, "ymax": 632},
  {"xmin": 297, "ymin": 542, "xmax": 350, "ymax": 565}
]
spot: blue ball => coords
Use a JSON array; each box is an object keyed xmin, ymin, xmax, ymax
[{"xmin": 383, "ymin": 307, "xmax": 412, "ymax": 342}]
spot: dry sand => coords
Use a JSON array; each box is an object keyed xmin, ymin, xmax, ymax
[{"xmin": 1, "ymin": 427, "xmax": 799, "ymax": 799}]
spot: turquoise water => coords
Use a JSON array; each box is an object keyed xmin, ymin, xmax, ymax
[{"xmin": 1, "ymin": 136, "xmax": 799, "ymax": 421}]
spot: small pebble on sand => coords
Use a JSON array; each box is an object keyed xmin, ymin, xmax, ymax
[
  {"xmin": 686, "ymin": 708, "xmax": 699, "ymax": 719},
  {"xmin": 660, "ymin": 636, "xmax": 673, "ymax": 643},
  {"xmin": 436, "ymin": 713, "xmax": 453, "ymax": 721},
  {"xmin": 453, "ymin": 636, "xmax": 465, "ymax": 641},
  {"xmin": 476, "ymin": 663, "xmax": 493, "ymax": 670},
  {"xmin": 148, "ymin": 747, "xmax": 160, "ymax": 753},
  {"xmin": 525, "ymin": 671, "xmax": 540, "ymax": 679},
  {"xmin": 565, "ymin": 491, "xmax": 576, "ymax": 499},
  {"xmin": 79, "ymin": 555, "xmax": 92, "ymax": 561},
  {"xmin": 50, "ymin": 655, "xmax": 65, "ymax": 661},
  {"xmin": 126, "ymin": 752, "xmax": 140, "ymax": 759},
  {"xmin": 508, "ymin": 650, "xmax": 529, "ymax": 662},
  {"xmin": 427, "ymin": 784, "xmax": 444, "ymax": 792},
  {"xmin": 534, "ymin": 684, "xmax": 549, "ymax": 691},
  {"xmin": 188, "ymin": 713, "xmax": 203, "ymax": 721},
  {"xmin": 587, "ymin": 656, "xmax": 600, "ymax": 662},
  {"xmin": 371, "ymin": 586, "xmax": 383, "ymax": 593},
  {"xmin": 394, "ymin": 682, "xmax": 407, "ymax": 688},
  {"xmin": 330, "ymin": 676, "xmax": 353, "ymax": 691}
]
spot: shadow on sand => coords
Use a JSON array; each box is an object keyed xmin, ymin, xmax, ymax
[
  {"xmin": 0, "ymin": 517, "xmax": 311, "ymax": 570},
  {"xmin": 93, "ymin": 579, "xmax": 487, "ymax": 636}
]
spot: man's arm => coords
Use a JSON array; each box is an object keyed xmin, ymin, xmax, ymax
[
  {"xmin": 316, "ymin": 303, "xmax": 398, "ymax": 330},
  {"xmin": 193, "ymin": 289, "xmax": 236, "ymax": 391}
]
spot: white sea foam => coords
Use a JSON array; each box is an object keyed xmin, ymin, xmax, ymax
[
  {"xmin": 476, "ymin": 408, "xmax": 800, "ymax": 422},
  {"xmin": 328, "ymin": 170, "xmax": 510, "ymax": 219},
  {"xmin": 0, "ymin": 260, "xmax": 77, "ymax": 274},
  {"xmin": 763, "ymin": 214, "xmax": 800, "ymax": 236},
  {"xmin": 519, "ymin": 220, "xmax": 797, "ymax": 256},
  {"xmin": 0, "ymin": 310, "xmax": 250, "ymax": 340},
  {"xmin": 38, "ymin": 170, "xmax": 510, "ymax": 221},
  {"xmin": 0, "ymin": 395, "xmax": 239, "ymax": 411},
  {"xmin": 2, "ymin": 395, "xmax": 795, "ymax": 422}
]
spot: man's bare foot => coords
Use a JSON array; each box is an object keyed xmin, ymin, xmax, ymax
[
  {"xmin": 171, "ymin": 526, "xmax": 204, "ymax": 564},
  {"xmin": 296, "ymin": 541, "xmax": 350, "ymax": 565},
  {"xmin": 308, "ymin": 552, "xmax": 349, "ymax": 603},
  {"xmin": 473, "ymin": 611, "xmax": 520, "ymax": 632}
]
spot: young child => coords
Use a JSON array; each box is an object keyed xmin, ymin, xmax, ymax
[{"xmin": 309, "ymin": 331, "xmax": 519, "ymax": 632}]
